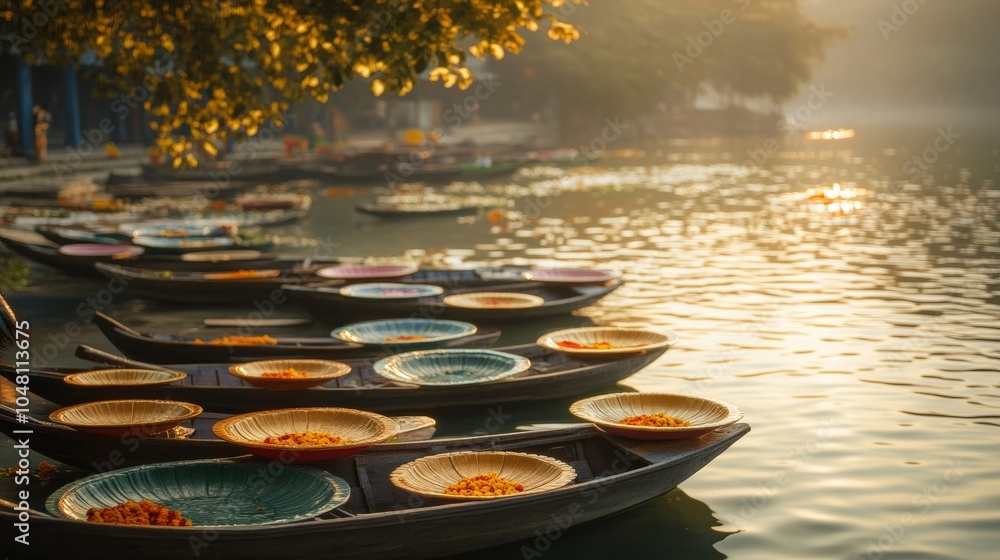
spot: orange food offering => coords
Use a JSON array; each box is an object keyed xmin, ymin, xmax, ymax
[
  {"xmin": 556, "ymin": 340, "xmax": 645, "ymax": 350},
  {"xmin": 263, "ymin": 431, "xmax": 347, "ymax": 446},
  {"xmin": 193, "ymin": 335, "xmax": 279, "ymax": 346},
  {"xmin": 444, "ymin": 472, "xmax": 525, "ymax": 497},
  {"xmin": 382, "ymin": 335, "xmax": 429, "ymax": 343},
  {"xmin": 86, "ymin": 500, "xmax": 192, "ymax": 526},
  {"xmin": 260, "ymin": 368, "xmax": 309, "ymax": 379},
  {"xmin": 207, "ymin": 269, "xmax": 265, "ymax": 279},
  {"xmin": 619, "ymin": 412, "xmax": 691, "ymax": 428}
]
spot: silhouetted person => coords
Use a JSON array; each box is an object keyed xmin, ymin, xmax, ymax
[{"xmin": 32, "ymin": 105, "xmax": 50, "ymax": 162}]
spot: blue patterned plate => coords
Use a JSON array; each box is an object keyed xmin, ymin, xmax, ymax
[
  {"xmin": 338, "ymin": 282, "xmax": 444, "ymax": 300},
  {"xmin": 331, "ymin": 319, "xmax": 477, "ymax": 347},
  {"xmin": 373, "ymin": 349, "xmax": 531, "ymax": 386},
  {"xmin": 46, "ymin": 459, "xmax": 350, "ymax": 527}
]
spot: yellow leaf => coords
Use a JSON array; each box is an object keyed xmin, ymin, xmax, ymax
[
  {"xmin": 371, "ymin": 79, "xmax": 385, "ymax": 96},
  {"xmin": 203, "ymin": 141, "xmax": 218, "ymax": 155},
  {"xmin": 204, "ymin": 119, "xmax": 219, "ymax": 134},
  {"xmin": 270, "ymin": 42, "xmax": 281, "ymax": 58},
  {"xmin": 173, "ymin": 156, "xmax": 183, "ymax": 168}
]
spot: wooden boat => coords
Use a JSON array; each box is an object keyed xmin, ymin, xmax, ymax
[
  {"xmin": 0, "ymin": 291, "xmax": 16, "ymax": 344},
  {"xmin": 355, "ymin": 201, "xmax": 481, "ymax": 218},
  {"xmin": 0, "ymin": 341, "xmax": 668, "ymax": 413},
  {"xmin": 105, "ymin": 179, "xmax": 260, "ymax": 200},
  {"xmin": 93, "ymin": 262, "xmax": 329, "ymax": 304},
  {"xmin": 283, "ymin": 279, "xmax": 624, "ymax": 323},
  {"xmin": 105, "ymin": 161, "xmax": 286, "ymax": 185},
  {"xmin": 0, "ymin": 232, "xmax": 287, "ymax": 275},
  {"xmin": 0, "ymin": 403, "xmax": 437, "ymax": 469},
  {"xmin": 0, "ymin": 229, "xmax": 143, "ymax": 276},
  {"xmin": 86, "ymin": 264, "xmax": 566, "ymax": 305},
  {"xmin": 129, "ymin": 235, "xmax": 275, "ymax": 256},
  {"xmin": 34, "ymin": 225, "xmax": 130, "ymax": 246},
  {"xmin": 91, "ymin": 312, "xmax": 502, "ymax": 363},
  {"xmin": 0, "ymin": 423, "xmax": 748, "ymax": 559}
]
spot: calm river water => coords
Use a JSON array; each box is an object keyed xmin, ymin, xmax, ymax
[{"xmin": 3, "ymin": 125, "xmax": 999, "ymax": 559}]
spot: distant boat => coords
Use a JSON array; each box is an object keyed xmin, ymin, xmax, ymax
[{"xmin": 355, "ymin": 200, "xmax": 481, "ymax": 218}]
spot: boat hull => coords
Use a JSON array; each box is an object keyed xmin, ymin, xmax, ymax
[
  {"xmin": 283, "ymin": 280, "xmax": 624, "ymax": 323},
  {"xmin": 92, "ymin": 311, "xmax": 502, "ymax": 363},
  {"xmin": 1, "ymin": 345, "xmax": 666, "ymax": 414},
  {"xmin": 0, "ymin": 424, "xmax": 748, "ymax": 559}
]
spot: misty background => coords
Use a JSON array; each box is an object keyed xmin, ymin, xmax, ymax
[{"xmin": 793, "ymin": 0, "xmax": 1000, "ymax": 128}]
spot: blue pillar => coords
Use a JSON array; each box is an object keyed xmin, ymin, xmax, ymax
[
  {"xmin": 112, "ymin": 109, "xmax": 127, "ymax": 144},
  {"xmin": 15, "ymin": 57, "xmax": 34, "ymax": 157},
  {"xmin": 63, "ymin": 64, "xmax": 82, "ymax": 147}
]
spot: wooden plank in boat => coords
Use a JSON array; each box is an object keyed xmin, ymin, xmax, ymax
[{"xmin": 203, "ymin": 317, "xmax": 313, "ymax": 328}]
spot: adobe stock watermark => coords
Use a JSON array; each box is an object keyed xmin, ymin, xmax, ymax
[
  {"xmin": 902, "ymin": 126, "xmax": 959, "ymax": 181},
  {"xmin": 851, "ymin": 460, "xmax": 965, "ymax": 560},
  {"xmin": 390, "ymin": 406, "xmax": 513, "ymax": 524},
  {"xmin": 207, "ymin": 114, "xmax": 293, "ymax": 197},
  {"xmin": 384, "ymin": 74, "xmax": 501, "ymax": 186},
  {"xmin": 673, "ymin": 0, "xmax": 751, "ymax": 72},
  {"xmin": 721, "ymin": 416, "xmax": 840, "ymax": 529},
  {"xmin": 738, "ymin": 84, "xmax": 834, "ymax": 173},
  {"xmin": 688, "ymin": 291, "xmax": 793, "ymax": 394},
  {"xmin": 2, "ymin": 0, "xmax": 63, "ymax": 51},
  {"xmin": 33, "ymin": 271, "xmax": 131, "ymax": 369},
  {"xmin": 520, "ymin": 446, "xmax": 640, "ymax": 558},
  {"xmin": 187, "ymin": 452, "xmax": 303, "ymax": 556},
  {"xmin": 878, "ymin": 0, "xmax": 932, "ymax": 41},
  {"xmin": 52, "ymin": 60, "xmax": 169, "ymax": 180}
]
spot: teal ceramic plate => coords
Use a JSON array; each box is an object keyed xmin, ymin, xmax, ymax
[
  {"xmin": 331, "ymin": 319, "xmax": 477, "ymax": 347},
  {"xmin": 46, "ymin": 459, "xmax": 351, "ymax": 526},
  {"xmin": 373, "ymin": 349, "xmax": 531, "ymax": 386},
  {"xmin": 132, "ymin": 236, "xmax": 236, "ymax": 250}
]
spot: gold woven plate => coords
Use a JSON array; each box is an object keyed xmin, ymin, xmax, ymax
[
  {"xmin": 62, "ymin": 368, "xmax": 187, "ymax": 387},
  {"xmin": 228, "ymin": 359, "xmax": 352, "ymax": 390},
  {"xmin": 49, "ymin": 399, "xmax": 203, "ymax": 438},
  {"xmin": 213, "ymin": 407, "xmax": 399, "ymax": 462},
  {"xmin": 442, "ymin": 292, "xmax": 545, "ymax": 309},
  {"xmin": 569, "ymin": 392, "xmax": 743, "ymax": 440},
  {"xmin": 536, "ymin": 327, "xmax": 678, "ymax": 356},
  {"xmin": 390, "ymin": 451, "xmax": 577, "ymax": 501}
]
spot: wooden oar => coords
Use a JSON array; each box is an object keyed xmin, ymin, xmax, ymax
[
  {"xmin": 515, "ymin": 423, "xmax": 589, "ymax": 432},
  {"xmin": 0, "ymin": 498, "xmax": 52, "ymax": 518},
  {"xmin": 75, "ymin": 344, "xmax": 179, "ymax": 372}
]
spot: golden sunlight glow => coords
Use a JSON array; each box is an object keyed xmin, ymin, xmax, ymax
[
  {"xmin": 805, "ymin": 183, "xmax": 864, "ymax": 214},
  {"xmin": 807, "ymin": 128, "xmax": 856, "ymax": 141}
]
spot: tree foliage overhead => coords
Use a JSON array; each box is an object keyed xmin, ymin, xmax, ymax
[
  {"xmin": 1, "ymin": 0, "xmax": 581, "ymax": 165},
  {"xmin": 496, "ymin": 0, "xmax": 844, "ymax": 126}
]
